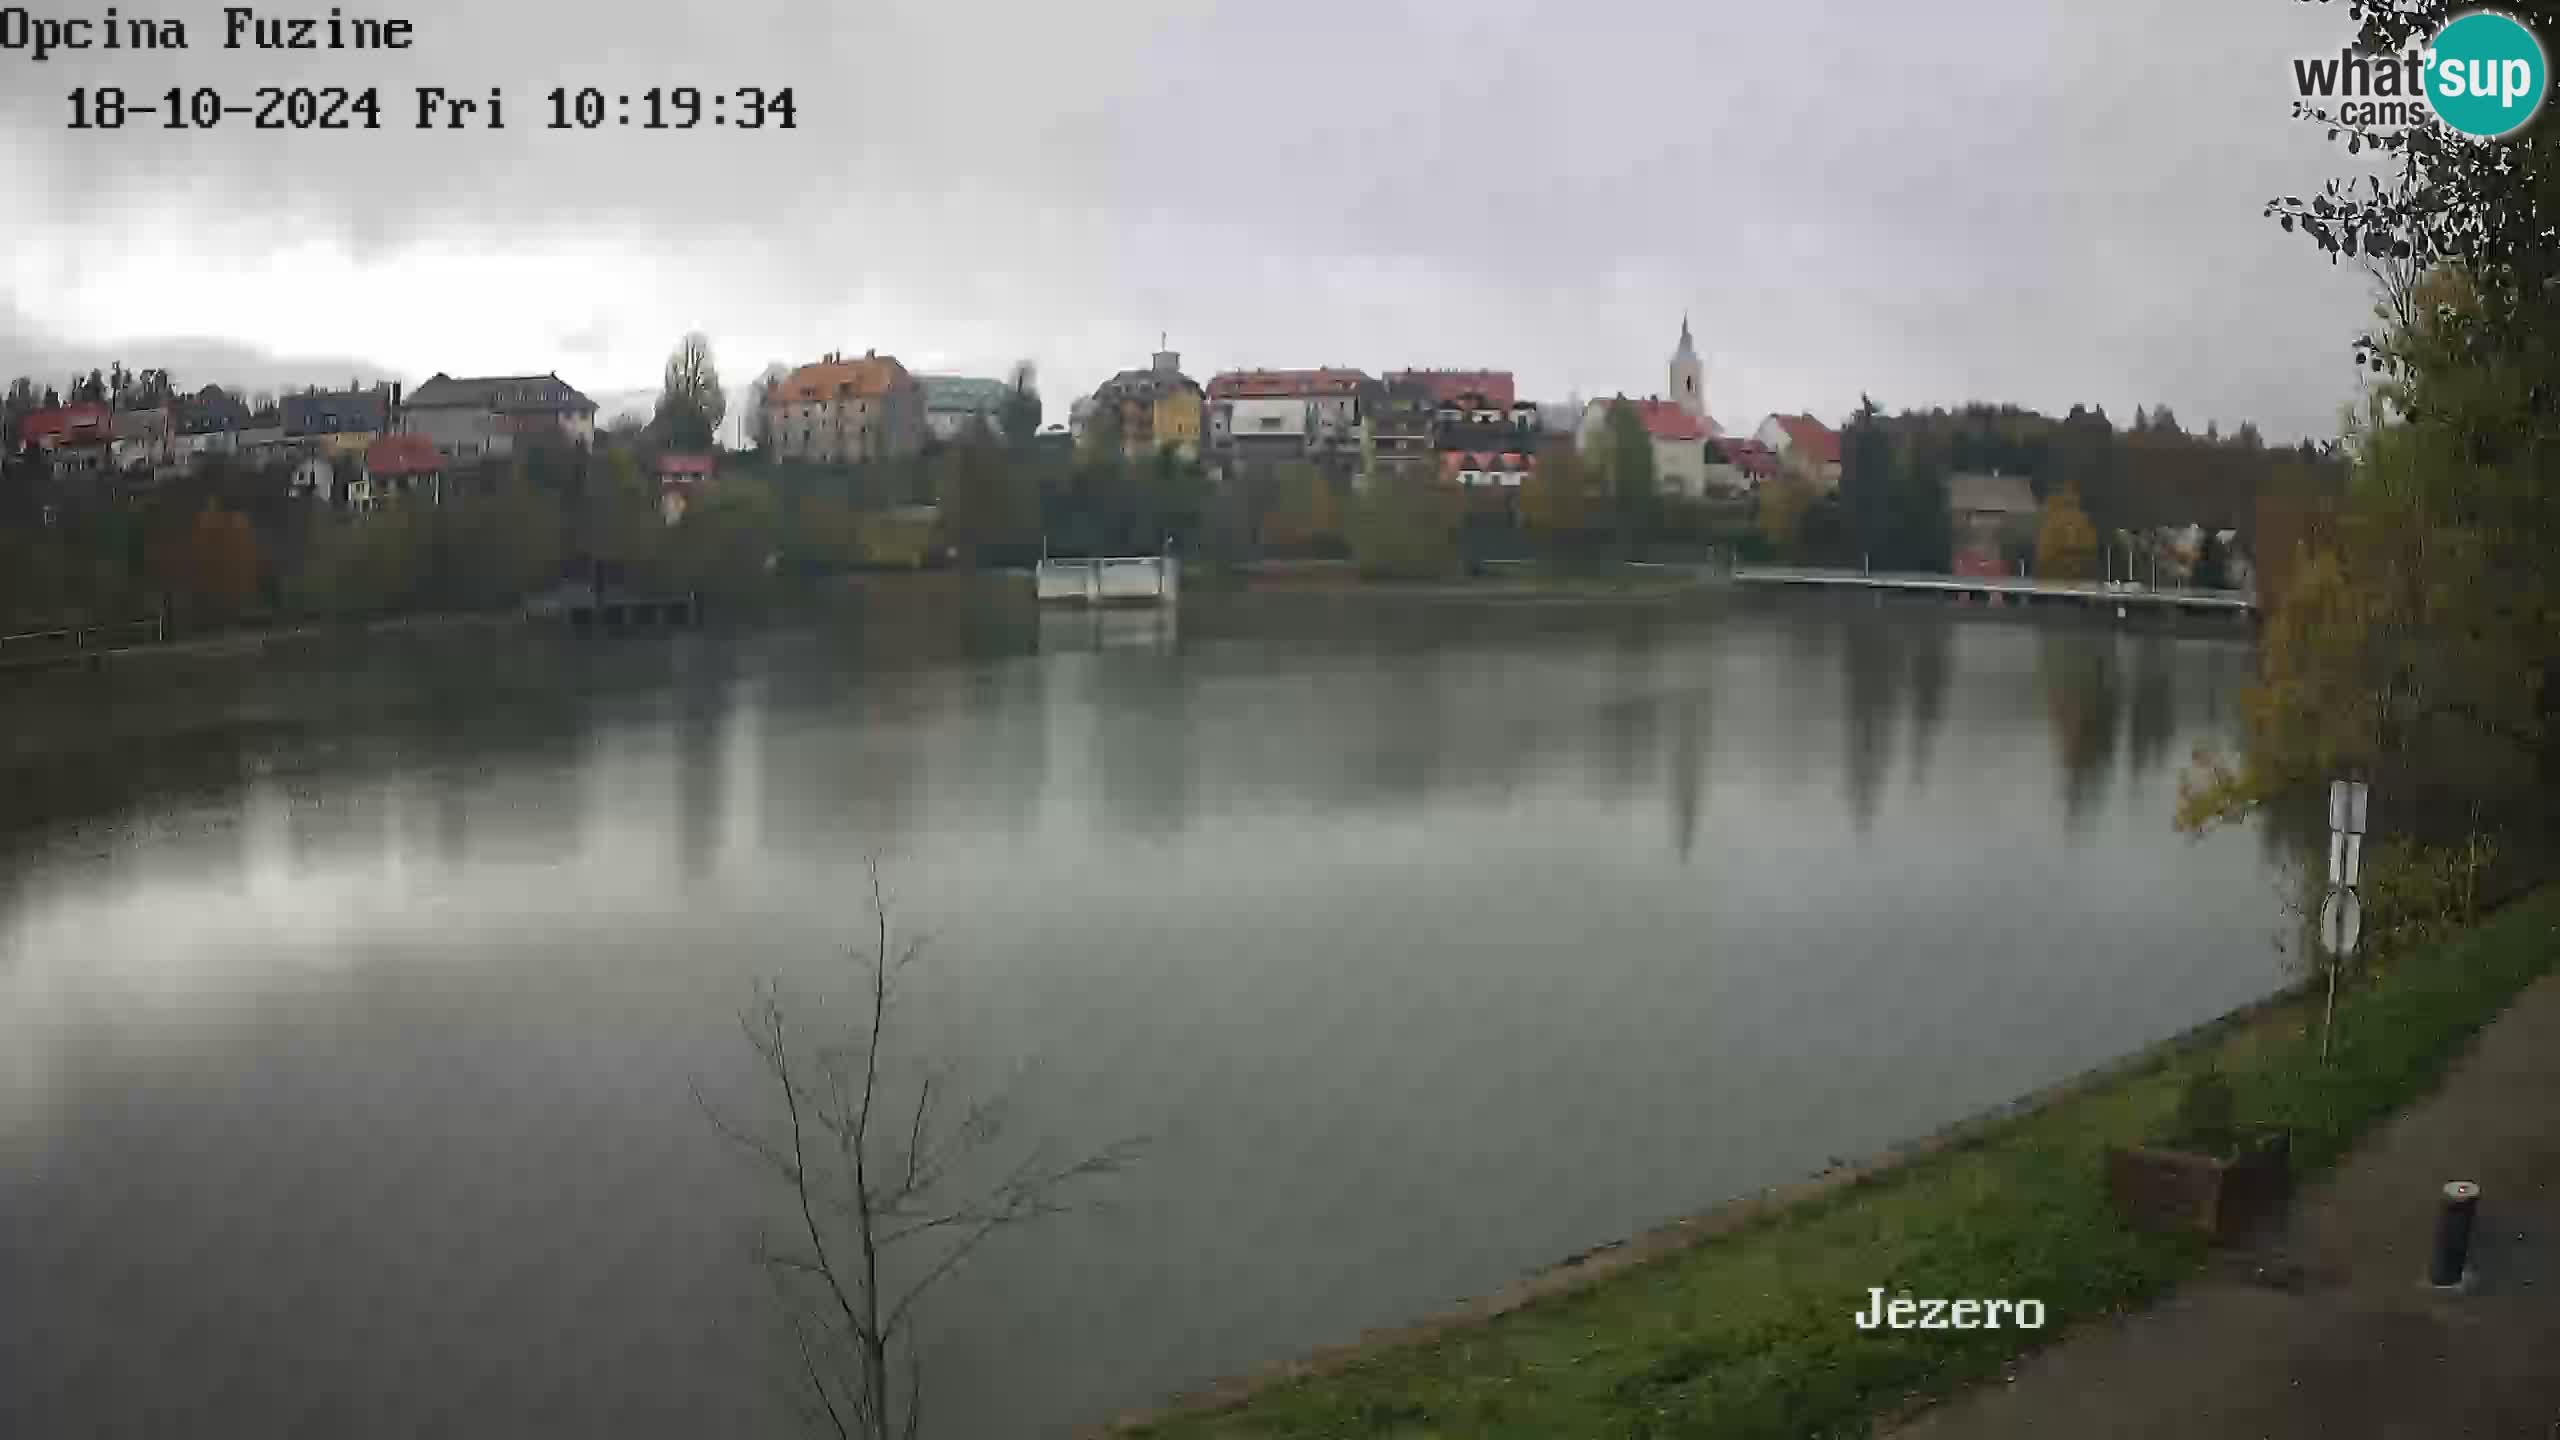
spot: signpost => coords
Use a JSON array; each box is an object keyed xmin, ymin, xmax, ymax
[{"xmin": 2318, "ymin": 778, "xmax": 2369, "ymax": 1059}]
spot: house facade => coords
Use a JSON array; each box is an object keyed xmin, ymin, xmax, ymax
[
  {"xmin": 405, "ymin": 372, "xmax": 598, "ymax": 462},
  {"xmin": 917, "ymin": 375, "xmax": 1013, "ymax": 443},
  {"xmin": 765, "ymin": 351, "xmax": 924, "ymax": 464},
  {"xmin": 19, "ymin": 402, "xmax": 114, "ymax": 478},
  {"xmin": 1754, "ymin": 413, "xmax": 1843, "ymax": 490},
  {"xmin": 111, "ymin": 406, "xmax": 179, "ymax": 478},
  {"xmin": 1088, "ymin": 345, "xmax": 1204, "ymax": 460},
  {"xmin": 1442, "ymin": 448, "xmax": 1537, "ymax": 489},
  {"xmin": 352, "ymin": 432, "xmax": 445, "ymax": 512},
  {"xmin": 1357, "ymin": 377, "xmax": 1438, "ymax": 483},
  {"xmin": 656, "ymin": 452, "xmax": 716, "ymax": 525},
  {"xmin": 1947, "ymin": 470, "xmax": 2041, "ymax": 575},
  {"xmin": 1206, "ymin": 368, "xmax": 1369, "ymax": 456},
  {"xmin": 1579, "ymin": 397, "xmax": 1710, "ymax": 498},
  {"xmin": 284, "ymin": 384, "xmax": 397, "ymax": 455},
  {"xmin": 176, "ymin": 386, "xmax": 252, "ymax": 460},
  {"xmin": 1701, "ymin": 436, "xmax": 1780, "ymax": 495}
]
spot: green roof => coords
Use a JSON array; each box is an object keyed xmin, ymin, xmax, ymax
[{"xmin": 916, "ymin": 375, "xmax": 1012, "ymax": 412}]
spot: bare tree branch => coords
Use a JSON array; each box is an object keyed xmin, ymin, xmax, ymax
[{"xmin": 698, "ymin": 858, "xmax": 1141, "ymax": 1440}]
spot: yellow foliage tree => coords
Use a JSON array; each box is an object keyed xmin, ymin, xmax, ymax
[
  {"xmin": 2034, "ymin": 485, "xmax": 2099, "ymax": 579},
  {"xmin": 1755, "ymin": 472, "xmax": 1815, "ymax": 560}
]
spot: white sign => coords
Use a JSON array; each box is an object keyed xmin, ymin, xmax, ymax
[
  {"xmin": 2328, "ymin": 831, "xmax": 2363, "ymax": 887},
  {"xmin": 2329, "ymin": 779, "xmax": 2370, "ymax": 835},
  {"xmin": 2320, "ymin": 886, "xmax": 2363, "ymax": 956}
]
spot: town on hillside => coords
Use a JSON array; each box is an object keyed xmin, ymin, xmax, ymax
[{"xmin": 0, "ymin": 319, "xmax": 2342, "ymax": 634}]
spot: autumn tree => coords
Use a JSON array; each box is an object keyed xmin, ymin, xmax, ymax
[
  {"xmin": 1257, "ymin": 460, "xmax": 1343, "ymax": 556},
  {"xmin": 2034, "ymin": 485, "xmax": 2099, "ymax": 580},
  {"xmin": 1755, "ymin": 471, "xmax": 1817, "ymax": 562},
  {"xmin": 1348, "ymin": 466, "xmax": 1461, "ymax": 580},
  {"xmin": 1519, "ymin": 437, "xmax": 1595, "ymax": 563},
  {"xmin": 2184, "ymin": 0, "xmax": 2560, "ymax": 863}
]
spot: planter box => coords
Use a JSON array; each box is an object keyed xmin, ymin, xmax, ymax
[{"xmin": 2105, "ymin": 1130, "xmax": 2291, "ymax": 1242}]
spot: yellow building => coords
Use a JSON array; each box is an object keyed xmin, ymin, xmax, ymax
[{"xmin": 1089, "ymin": 342, "xmax": 1203, "ymax": 461}]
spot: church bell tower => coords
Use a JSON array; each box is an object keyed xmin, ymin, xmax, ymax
[{"xmin": 1670, "ymin": 314, "xmax": 1705, "ymax": 421}]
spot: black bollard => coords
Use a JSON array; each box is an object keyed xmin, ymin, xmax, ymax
[{"xmin": 2429, "ymin": 1180, "xmax": 2480, "ymax": 1288}]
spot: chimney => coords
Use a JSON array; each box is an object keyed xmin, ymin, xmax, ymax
[{"xmin": 865, "ymin": 348, "xmax": 876, "ymax": 360}]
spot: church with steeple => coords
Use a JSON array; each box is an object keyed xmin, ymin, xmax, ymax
[{"xmin": 1670, "ymin": 314, "xmax": 1707, "ymax": 424}]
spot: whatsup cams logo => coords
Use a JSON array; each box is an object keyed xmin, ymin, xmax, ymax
[{"xmin": 2291, "ymin": 9, "xmax": 2548, "ymax": 139}]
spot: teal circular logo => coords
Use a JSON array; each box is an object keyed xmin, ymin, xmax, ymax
[{"xmin": 2426, "ymin": 11, "xmax": 2548, "ymax": 138}]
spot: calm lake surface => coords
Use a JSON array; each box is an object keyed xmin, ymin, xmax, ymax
[{"xmin": 1, "ymin": 590, "xmax": 2285, "ymax": 1438}]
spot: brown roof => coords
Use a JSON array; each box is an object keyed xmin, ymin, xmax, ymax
[
  {"xmin": 1207, "ymin": 368, "xmax": 1371, "ymax": 400},
  {"xmin": 1386, "ymin": 370, "xmax": 1517, "ymax": 409},
  {"xmin": 365, "ymin": 433, "xmax": 444, "ymax": 477},
  {"xmin": 770, "ymin": 355, "xmax": 913, "ymax": 407}
]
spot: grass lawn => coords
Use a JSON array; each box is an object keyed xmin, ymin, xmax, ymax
[{"xmin": 1121, "ymin": 886, "xmax": 2560, "ymax": 1440}]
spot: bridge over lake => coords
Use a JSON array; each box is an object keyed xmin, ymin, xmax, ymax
[{"xmin": 1731, "ymin": 565, "xmax": 2256, "ymax": 615}]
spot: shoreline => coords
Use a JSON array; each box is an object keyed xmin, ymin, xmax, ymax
[
  {"xmin": 1102, "ymin": 885, "xmax": 2560, "ymax": 1437},
  {"xmin": 1091, "ymin": 978, "xmax": 2316, "ymax": 1435}
]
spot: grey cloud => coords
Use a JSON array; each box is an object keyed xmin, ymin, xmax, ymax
[{"xmin": 3, "ymin": 0, "xmax": 2396, "ymax": 440}]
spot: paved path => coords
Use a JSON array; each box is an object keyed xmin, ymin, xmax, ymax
[{"xmin": 1890, "ymin": 971, "xmax": 2560, "ymax": 1440}]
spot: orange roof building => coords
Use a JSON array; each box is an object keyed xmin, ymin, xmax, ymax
[{"xmin": 765, "ymin": 350, "xmax": 925, "ymax": 463}]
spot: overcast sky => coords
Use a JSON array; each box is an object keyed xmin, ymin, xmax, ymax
[{"xmin": 2, "ymin": 0, "xmax": 2386, "ymax": 441}]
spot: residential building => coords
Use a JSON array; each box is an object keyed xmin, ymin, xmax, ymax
[
  {"xmin": 177, "ymin": 386, "xmax": 252, "ymax": 460},
  {"xmin": 764, "ymin": 351, "xmax": 924, "ymax": 464},
  {"xmin": 290, "ymin": 451, "xmax": 342, "ymax": 506},
  {"xmin": 917, "ymin": 375, "xmax": 1014, "ymax": 443},
  {"xmin": 111, "ymin": 405, "xmax": 179, "ymax": 477},
  {"xmin": 1206, "ymin": 368, "xmax": 1370, "ymax": 454},
  {"xmin": 1579, "ymin": 397, "xmax": 1711, "ymax": 498},
  {"xmin": 238, "ymin": 407, "xmax": 289, "ymax": 464},
  {"xmin": 1442, "ymin": 448, "xmax": 1537, "ymax": 490},
  {"xmin": 283, "ymin": 384, "xmax": 397, "ymax": 454},
  {"xmin": 19, "ymin": 402, "xmax": 114, "ymax": 477},
  {"xmin": 405, "ymin": 372, "xmax": 599, "ymax": 462},
  {"xmin": 348, "ymin": 433, "xmax": 445, "ymax": 512},
  {"xmin": 1701, "ymin": 436, "xmax": 1780, "ymax": 495},
  {"xmin": 656, "ymin": 452, "xmax": 717, "ymax": 525},
  {"xmin": 1357, "ymin": 376, "xmax": 1438, "ymax": 483},
  {"xmin": 1948, "ymin": 470, "xmax": 2041, "ymax": 576},
  {"xmin": 1754, "ymin": 413, "xmax": 1843, "ymax": 490},
  {"xmin": 1088, "ymin": 344, "xmax": 1204, "ymax": 460},
  {"xmin": 1384, "ymin": 369, "xmax": 1539, "ymax": 431}
]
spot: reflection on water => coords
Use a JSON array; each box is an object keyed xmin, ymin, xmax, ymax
[{"xmin": 1, "ymin": 595, "xmax": 2283, "ymax": 1440}]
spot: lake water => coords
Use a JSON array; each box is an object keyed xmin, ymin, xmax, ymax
[{"xmin": 0, "ymin": 590, "xmax": 2286, "ymax": 1438}]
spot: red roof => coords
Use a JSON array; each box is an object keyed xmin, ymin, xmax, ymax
[
  {"xmin": 1207, "ymin": 368, "xmax": 1371, "ymax": 400},
  {"xmin": 1610, "ymin": 398, "xmax": 1707, "ymax": 443},
  {"xmin": 1441, "ymin": 450, "xmax": 1537, "ymax": 475},
  {"xmin": 365, "ymin": 433, "xmax": 444, "ymax": 478},
  {"xmin": 1769, "ymin": 413, "xmax": 1842, "ymax": 465},
  {"xmin": 655, "ymin": 452, "xmax": 716, "ymax": 478},
  {"xmin": 19, "ymin": 403, "xmax": 112, "ymax": 447},
  {"xmin": 1387, "ymin": 370, "xmax": 1517, "ymax": 410},
  {"xmin": 1712, "ymin": 437, "xmax": 1781, "ymax": 476}
]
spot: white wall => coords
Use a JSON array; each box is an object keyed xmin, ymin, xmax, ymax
[{"xmin": 1227, "ymin": 397, "xmax": 1308, "ymax": 438}]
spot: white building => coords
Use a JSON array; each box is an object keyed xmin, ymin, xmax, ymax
[{"xmin": 404, "ymin": 372, "xmax": 599, "ymax": 462}]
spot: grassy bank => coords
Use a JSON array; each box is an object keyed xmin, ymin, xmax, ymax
[{"xmin": 1120, "ymin": 886, "xmax": 2560, "ymax": 1440}]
